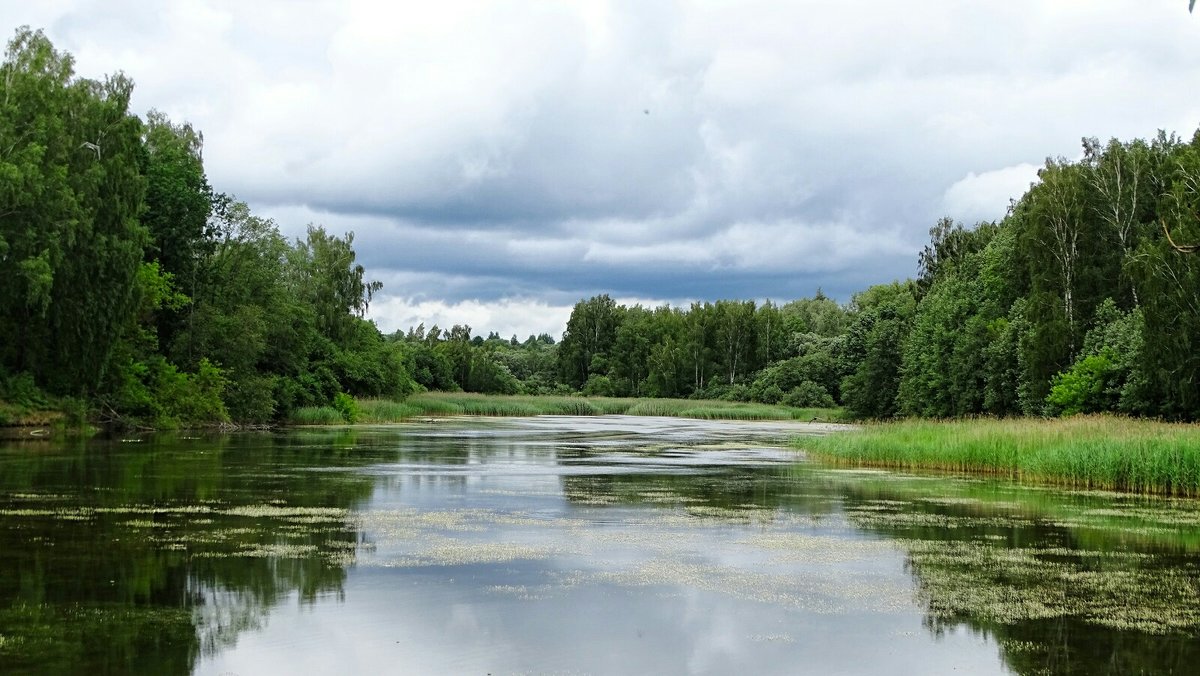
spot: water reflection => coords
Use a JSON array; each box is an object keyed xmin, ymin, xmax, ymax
[
  {"xmin": 0, "ymin": 418, "xmax": 1197, "ymax": 675},
  {"xmin": 812, "ymin": 471, "xmax": 1200, "ymax": 675},
  {"xmin": 0, "ymin": 431, "xmax": 380, "ymax": 674}
]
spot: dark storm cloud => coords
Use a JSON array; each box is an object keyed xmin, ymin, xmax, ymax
[{"xmin": 4, "ymin": 0, "xmax": 1200, "ymax": 335}]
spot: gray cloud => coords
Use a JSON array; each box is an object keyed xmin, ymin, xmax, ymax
[{"xmin": 5, "ymin": 0, "xmax": 1200, "ymax": 335}]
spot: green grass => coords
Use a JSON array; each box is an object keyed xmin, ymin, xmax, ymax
[
  {"xmin": 355, "ymin": 398, "xmax": 422, "ymax": 423},
  {"xmin": 401, "ymin": 392, "xmax": 845, "ymax": 421},
  {"xmin": 294, "ymin": 392, "xmax": 847, "ymax": 424},
  {"xmin": 800, "ymin": 415, "xmax": 1200, "ymax": 497},
  {"xmin": 289, "ymin": 406, "xmax": 347, "ymax": 425}
]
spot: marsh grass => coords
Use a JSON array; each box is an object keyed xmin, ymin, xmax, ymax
[
  {"xmin": 355, "ymin": 399, "xmax": 421, "ymax": 423},
  {"xmin": 289, "ymin": 406, "xmax": 346, "ymax": 425},
  {"xmin": 801, "ymin": 416, "xmax": 1200, "ymax": 496},
  {"xmin": 323, "ymin": 392, "xmax": 846, "ymax": 423}
]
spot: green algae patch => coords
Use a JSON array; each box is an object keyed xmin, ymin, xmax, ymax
[{"xmin": 903, "ymin": 539, "xmax": 1200, "ymax": 636}]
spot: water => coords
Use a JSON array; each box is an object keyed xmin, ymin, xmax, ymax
[{"xmin": 1, "ymin": 416, "xmax": 1197, "ymax": 675}]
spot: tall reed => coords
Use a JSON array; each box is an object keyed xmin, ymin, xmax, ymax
[
  {"xmin": 800, "ymin": 415, "xmax": 1200, "ymax": 496},
  {"xmin": 306, "ymin": 392, "xmax": 847, "ymax": 423}
]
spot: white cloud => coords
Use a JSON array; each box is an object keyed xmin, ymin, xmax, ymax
[
  {"xmin": 369, "ymin": 296, "xmax": 573, "ymax": 340},
  {"xmin": 942, "ymin": 164, "xmax": 1041, "ymax": 224}
]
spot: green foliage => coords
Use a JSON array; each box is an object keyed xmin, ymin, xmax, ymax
[
  {"xmin": 582, "ymin": 374, "xmax": 617, "ymax": 397},
  {"xmin": 332, "ymin": 392, "xmax": 359, "ymax": 423},
  {"xmin": 0, "ymin": 371, "xmax": 48, "ymax": 409},
  {"xmin": 840, "ymin": 282, "xmax": 917, "ymax": 419},
  {"xmin": 104, "ymin": 355, "xmax": 227, "ymax": 428},
  {"xmin": 289, "ymin": 406, "xmax": 345, "ymax": 425},
  {"xmin": 0, "ymin": 27, "xmax": 148, "ymax": 396},
  {"xmin": 804, "ymin": 416, "xmax": 1200, "ymax": 496},
  {"xmin": 1046, "ymin": 352, "xmax": 1117, "ymax": 416},
  {"xmin": 558, "ymin": 294, "xmax": 621, "ymax": 388},
  {"xmin": 5, "ymin": 29, "xmax": 1200, "ymax": 429},
  {"xmin": 781, "ymin": 381, "xmax": 835, "ymax": 408}
]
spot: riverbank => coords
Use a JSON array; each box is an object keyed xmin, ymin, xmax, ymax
[
  {"xmin": 799, "ymin": 415, "xmax": 1200, "ymax": 497},
  {"xmin": 291, "ymin": 392, "xmax": 848, "ymax": 425}
]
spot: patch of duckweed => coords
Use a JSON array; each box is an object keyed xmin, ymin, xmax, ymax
[
  {"xmin": 239, "ymin": 543, "xmax": 319, "ymax": 558},
  {"xmin": 486, "ymin": 584, "xmax": 555, "ymax": 600},
  {"xmin": 741, "ymin": 533, "xmax": 894, "ymax": 564},
  {"xmin": 847, "ymin": 507, "xmax": 1037, "ymax": 531},
  {"xmin": 748, "ymin": 633, "xmax": 795, "ymax": 643},
  {"xmin": 380, "ymin": 541, "xmax": 562, "ymax": 567},
  {"xmin": 357, "ymin": 508, "xmax": 494, "ymax": 533},
  {"xmin": 562, "ymin": 560, "xmax": 911, "ymax": 614},
  {"xmin": 222, "ymin": 505, "xmax": 347, "ymax": 521},
  {"xmin": 0, "ymin": 508, "xmax": 57, "ymax": 517},
  {"xmin": 905, "ymin": 539, "xmax": 1200, "ymax": 635},
  {"xmin": 93, "ymin": 505, "xmax": 214, "ymax": 515},
  {"xmin": 999, "ymin": 639, "xmax": 1041, "ymax": 653},
  {"xmin": 193, "ymin": 543, "xmax": 319, "ymax": 559}
]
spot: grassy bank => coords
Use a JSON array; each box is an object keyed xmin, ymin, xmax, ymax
[
  {"xmin": 800, "ymin": 416, "xmax": 1200, "ymax": 496},
  {"xmin": 291, "ymin": 392, "xmax": 846, "ymax": 425}
]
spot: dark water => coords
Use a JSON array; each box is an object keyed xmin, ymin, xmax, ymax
[{"xmin": 0, "ymin": 416, "xmax": 1197, "ymax": 675}]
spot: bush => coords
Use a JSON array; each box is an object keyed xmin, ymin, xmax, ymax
[
  {"xmin": 224, "ymin": 373, "xmax": 277, "ymax": 423},
  {"xmin": 756, "ymin": 384, "xmax": 785, "ymax": 404},
  {"xmin": 782, "ymin": 381, "xmax": 835, "ymax": 408},
  {"xmin": 583, "ymin": 374, "xmax": 617, "ymax": 397},
  {"xmin": 0, "ymin": 372, "xmax": 49, "ymax": 409},
  {"xmin": 719, "ymin": 384, "xmax": 753, "ymax": 402},
  {"xmin": 332, "ymin": 391, "xmax": 360, "ymax": 423},
  {"xmin": 1046, "ymin": 352, "xmax": 1117, "ymax": 416}
]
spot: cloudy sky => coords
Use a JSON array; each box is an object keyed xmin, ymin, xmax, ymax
[{"xmin": 5, "ymin": 1, "xmax": 1200, "ymax": 337}]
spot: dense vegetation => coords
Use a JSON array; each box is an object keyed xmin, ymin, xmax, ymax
[
  {"xmin": 3, "ymin": 28, "xmax": 1199, "ymax": 428},
  {"xmin": 0, "ymin": 29, "xmax": 417, "ymax": 427},
  {"xmin": 290, "ymin": 391, "xmax": 844, "ymax": 424},
  {"xmin": 802, "ymin": 416, "xmax": 1200, "ymax": 496},
  {"xmin": 528, "ymin": 134, "xmax": 1200, "ymax": 421}
]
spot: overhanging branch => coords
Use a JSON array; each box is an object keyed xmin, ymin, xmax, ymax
[{"xmin": 1162, "ymin": 220, "xmax": 1199, "ymax": 253}]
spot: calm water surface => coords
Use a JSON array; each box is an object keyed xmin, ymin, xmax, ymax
[{"xmin": 1, "ymin": 416, "xmax": 1198, "ymax": 675}]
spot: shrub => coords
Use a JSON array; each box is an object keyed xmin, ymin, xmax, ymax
[
  {"xmin": 332, "ymin": 391, "xmax": 360, "ymax": 423},
  {"xmin": 1046, "ymin": 351, "xmax": 1117, "ymax": 416},
  {"xmin": 782, "ymin": 380, "xmax": 835, "ymax": 408}
]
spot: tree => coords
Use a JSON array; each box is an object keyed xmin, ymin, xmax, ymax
[
  {"xmin": 558, "ymin": 295, "xmax": 621, "ymax": 388},
  {"xmin": 287, "ymin": 225, "xmax": 382, "ymax": 344},
  {"xmin": 840, "ymin": 283, "xmax": 917, "ymax": 418},
  {"xmin": 1032, "ymin": 159, "xmax": 1086, "ymax": 351},
  {"xmin": 1082, "ymin": 137, "xmax": 1153, "ymax": 302},
  {"xmin": 0, "ymin": 27, "xmax": 147, "ymax": 395},
  {"xmin": 715, "ymin": 300, "xmax": 756, "ymax": 385},
  {"xmin": 141, "ymin": 110, "xmax": 213, "ymax": 351}
]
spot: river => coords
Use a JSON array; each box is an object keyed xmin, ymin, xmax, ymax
[{"xmin": 1, "ymin": 416, "xmax": 1197, "ymax": 675}]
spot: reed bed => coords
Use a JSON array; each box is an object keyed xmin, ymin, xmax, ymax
[
  {"xmin": 355, "ymin": 399, "xmax": 422, "ymax": 423},
  {"xmin": 288, "ymin": 406, "xmax": 346, "ymax": 425},
  {"xmin": 800, "ymin": 415, "xmax": 1200, "ymax": 497},
  {"xmin": 315, "ymin": 392, "xmax": 846, "ymax": 423}
]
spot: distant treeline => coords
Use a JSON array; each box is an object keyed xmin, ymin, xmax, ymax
[
  {"xmin": 518, "ymin": 130, "xmax": 1200, "ymax": 420},
  {"xmin": 4, "ymin": 28, "xmax": 1200, "ymax": 427}
]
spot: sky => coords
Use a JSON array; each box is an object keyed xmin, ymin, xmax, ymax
[{"xmin": 4, "ymin": 1, "xmax": 1200, "ymax": 338}]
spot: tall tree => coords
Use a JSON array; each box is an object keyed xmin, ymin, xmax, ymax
[
  {"xmin": 141, "ymin": 110, "xmax": 213, "ymax": 351},
  {"xmin": 0, "ymin": 27, "xmax": 147, "ymax": 395},
  {"xmin": 287, "ymin": 225, "xmax": 381, "ymax": 344},
  {"xmin": 558, "ymin": 294, "xmax": 621, "ymax": 388}
]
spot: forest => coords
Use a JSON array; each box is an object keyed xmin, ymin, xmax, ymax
[{"xmin": 2, "ymin": 27, "xmax": 1199, "ymax": 427}]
